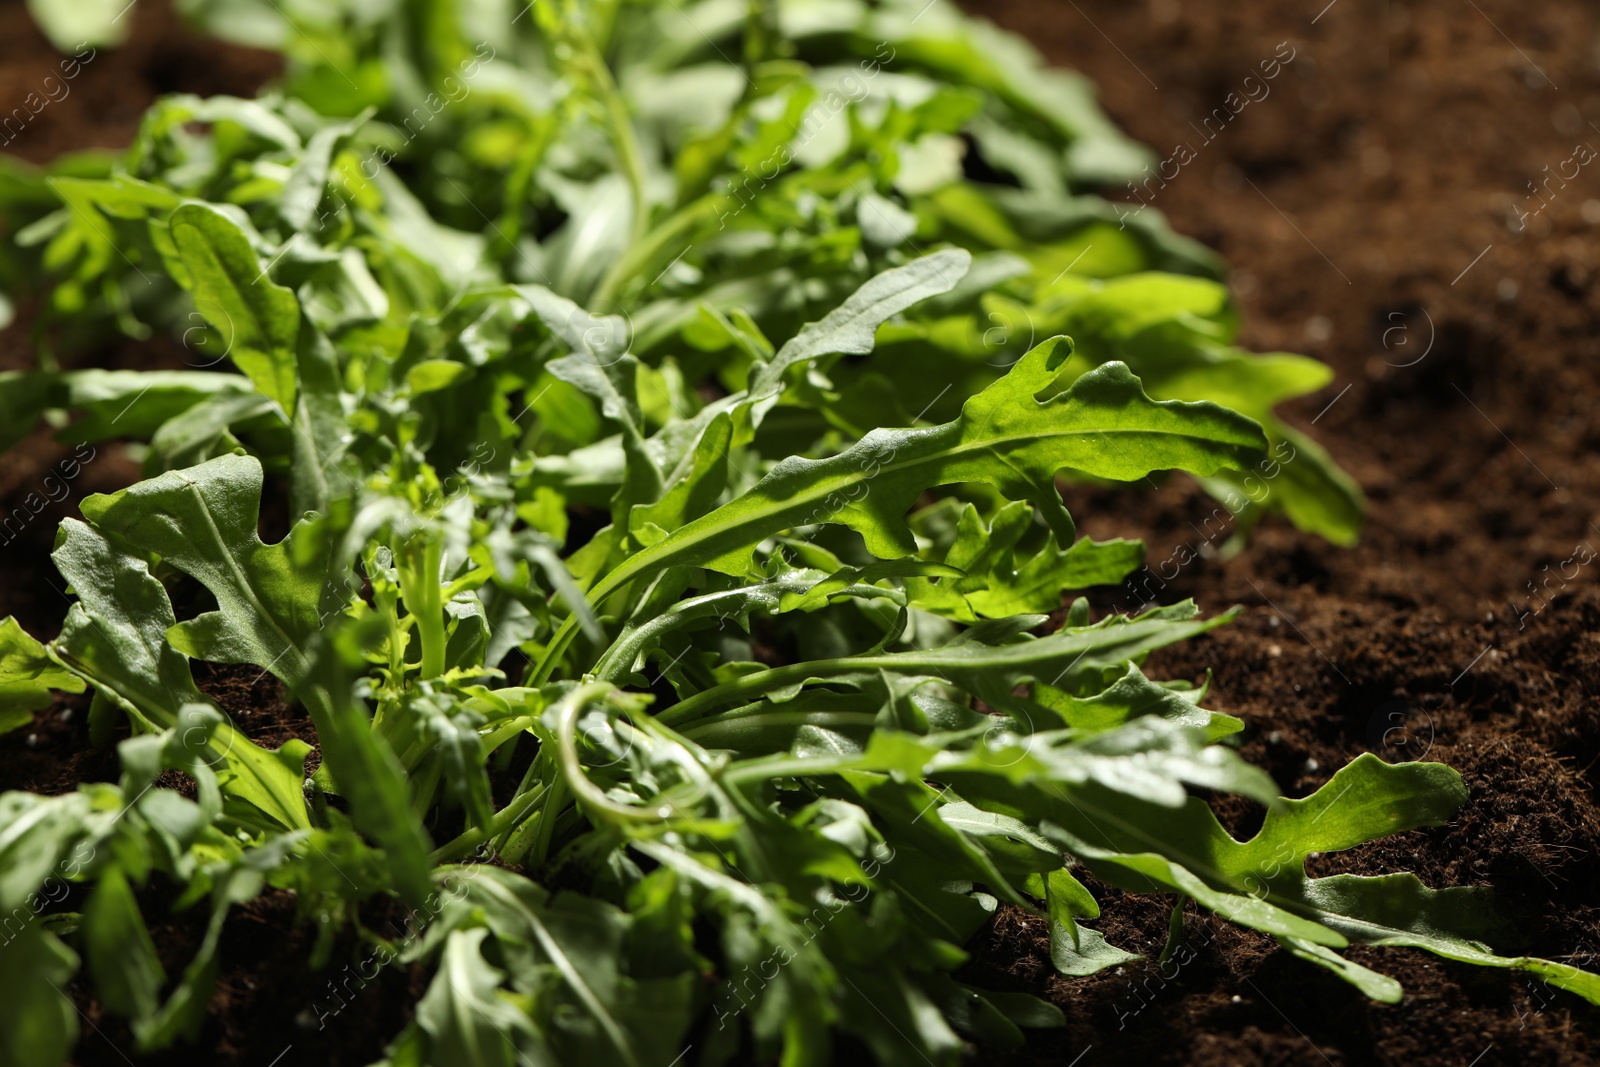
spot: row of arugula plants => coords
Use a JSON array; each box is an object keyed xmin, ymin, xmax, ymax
[{"xmin": 0, "ymin": 1, "xmax": 1595, "ymax": 1064}]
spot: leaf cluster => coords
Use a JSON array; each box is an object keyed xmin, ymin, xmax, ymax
[{"xmin": 0, "ymin": 4, "xmax": 1578, "ymax": 1067}]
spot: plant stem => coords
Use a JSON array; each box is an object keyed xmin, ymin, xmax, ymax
[
  {"xmin": 681, "ymin": 710, "xmax": 877, "ymax": 745},
  {"xmin": 595, "ymin": 60, "xmax": 650, "ymax": 250},
  {"xmin": 479, "ymin": 715, "xmax": 537, "ymax": 758},
  {"xmin": 531, "ymin": 613, "xmax": 582, "ymax": 686},
  {"xmin": 552, "ymin": 0, "xmax": 650, "ymax": 258},
  {"xmin": 659, "ymin": 654, "xmax": 873, "ymax": 725},
  {"xmin": 718, "ymin": 753, "xmax": 855, "ymax": 788},
  {"xmin": 743, "ymin": 0, "xmax": 781, "ymax": 73},
  {"xmin": 589, "ymin": 192, "xmax": 726, "ymax": 311},
  {"xmin": 553, "ymin": 682, "xmax": 684, "ymax": 824},
  {"xmin": 397, "ymin": 534, "xmax": 447, "ymax": 680},
  {"xmin": 525, "ymin": 772, "xmax": 567, "ymax": 867},
  {"xmin": 430, "ymin": 783, "xmax": 548, "ymax": 864}
]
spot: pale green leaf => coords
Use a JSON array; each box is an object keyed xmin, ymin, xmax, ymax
[
  {"xmin": 0, "ymin": 928, "xmax": 79, "ymax": 1067},
  {"xmin": 168, "ymin": 202, "xmax": 301, "ymax": 411},
  {"xmin": 50, "ymin": 519, "xmax": 310, "ymax": 830},
  {"xmin": 593, "ymin": 341, "xmax": 1265, "ymax": 604},
  {"xmin": 0, "ymin": 616, "xmax": 84, "ymax": 736},
  {"xmin": 416, "ymin": 928, "xmax": 546, "ymax": 1067}
]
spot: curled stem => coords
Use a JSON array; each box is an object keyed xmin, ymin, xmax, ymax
[
  {"xmin": 555, "ymin": 682, "xmax": 676, "ymax": 823},
  {"xmin": 553, "ymin": 682, "xmax": 714, "ymax": 826}
]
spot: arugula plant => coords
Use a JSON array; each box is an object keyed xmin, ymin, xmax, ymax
[
  {"xmin": 3, "ymin": 0, "xmax": 1359, "ymax": 543},
  {"xmin": 0, "ymin": 3, "xmax": 1591, "ymax": 1067}
]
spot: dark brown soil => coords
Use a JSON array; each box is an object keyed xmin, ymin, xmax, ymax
[
  {"xmin": 0, "ymin": 0, "xmax": 280, "ymax": 166},
  {"xmin": 5, "ymin": 0, "xmax": 1600, "ymax": 1064},
  {"xmin": 964, "ymin": 0, "xmax": 1600, "ymax": 1063}
]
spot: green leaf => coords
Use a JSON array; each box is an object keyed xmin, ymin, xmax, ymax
[
  {"xmin": 0, "ymin": 927, "xmax": 79, "ymax": 1067},
  {"xmin": 530, "ymin": 283, "xmax": 665, "ymax": 510},
  {"xmin": 0, "ymin": 790, "xmax": 91, "ymax": 915},
  {"xmin": 1279, "ymin": 937, "xmax": 1402, "ymax": 1003},
  {"xmin": 662, "ymin": 606, "xmax": 1235, "ymax": 724},
  {"xmin": 1057, "ymin": 273, "xmax": 1364, "ymax": 543},
  {"xmin": 1039, "ymin": 867, "xmax": 1139, "ymax": 976},
  {"xmin": 1283, "ymin": 872, "xmax": 1600, "ymax": 1005},
  {"xmin": 289, "ymin": 321, "xmax": 357, "ymax": 515},
  {"xmin": 630, "ymin": 412, "xmax": 732, "ymax": 539},
  {"xmin": 908, "ymin": 500, "xmax": 1143, "ymax": 620},
  {"xmin": 79, "ymin": 453, "xmax": 325, "ymax": 686},
  {"xmin": 280, "ymin": 114, "xmax": 368, "ymax": 232},
  {"xmin": 300, "ymin": 623, "xmax": 436, "ymax": 909},
  {"xmin": 1217, "ymin": 421, "xmax": 1365, "ymax": 548},
  {"xmin": 887, "ymin": 715, "xmax": 1277, "ymax": 813},
  {"xmin": 49, "ymin": 518, "xmax": 215, "ymax": 735},
  {"xmin": 406, "ymin": 359, "xmax": 472, "ymax": 395},
  {"xmin": 595, "ymin": 567, "xmax": 911, "ymax": 685},
  {"xmin": 745, "ymin": 249, "xmax": 973, "ymax": 426},
  {"xmin": 146, "ymin": 390, "xmax": 278, "ymax": 472},
  {"xmin": 1003, "ymin": 754, "xmax": 1600, "ymax": 1003},
  {"xmin": 1036, "ymin": 663, "xmax": 1242, "ymax": 740},
  {"xmin": 415, "ymin": 928, "xmax": 545, "ymax": 1067},
  {"xmin": 458, "ymin": 869, "xmax": 660, "ymax": 1067},
  {"xmin": 83, "ymin": 866, "xmax": 167, "ymax": 1024},
  {"xmin": 840, "ymin": 775, "xmax": 1032, "ymax": 909},
  {"xmin": 1050, "ymin": 922, "xmax": 1139, "ymax": 977},
  {"xmin": 51, "ymin": 369, "xmax": 259, "ymax": 444},
  {"xmin": 1045, "ymin": 829, "xmax": 1349, "ymax": 947},
  {"xmin": 168, "ymin": 202, "xmax": 301, "ymax": 411},
  {"xmin": 0, "ymin": 616, "xmax": 84, "ymax": 736},
  {"xmin": 1012, "ymin": 755, "xmax": 1462, "ymax": 902},
  {"xmin": 1232, "ymin": 754, "xmax": 1468, "ymax": 873},
  {"xmin": 50, "ymin": 520, "xmax": 311, "ymax": 830},
  {"xmin": 26, "ymin": 0, "xmax": 128, "ymax": 48},
  {"xmin": 594, "ymin": 340, "xmax": 1265, "ymax": 606}
]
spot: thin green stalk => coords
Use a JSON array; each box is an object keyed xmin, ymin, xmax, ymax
[
  {"xmin": 743, "ymin": 0, "xmax": 781, "ymax": 73},
  {"xmin": 718, "ymin": 753, "xmax": 855, "ymax": 789},
  {"xmin": 369, "ymin": 557, "xmax": 407, "ymax": 733},
  {"xmin": 530, "ymin": 613, "xmax": 582, "ymax": 685},
  {"xmin": 397, "ymin": 534, "xmax": 447, "ymax": 680},
  {"xmin": 523, "ymin": 773, "xmax": 567, "ymax": 867},
  {"xmin": 411, "ymin": 759, "xmax": 442, "ymax": 818},
  {"xmin": 659, "ymin": 654, "xmax": 876, "ymax": 725},
  {"xmin": 589, "ymin": 192, "xmax": 726, "ymax": 311},
  {"xmin": 596, "ymin": 64, "xmax": 650, "ymax": 250},
  {"xmin": 681, "ymin": 710, "xmax": 877, "ymax": 745},
  {"xmin": 492, "ymin": 110, "xmax": 557, "ymax": 260},
  {"xmin": 430, "ymin": 783, "xmax": 548, "ymax": 864},
  {"xmin": 554, "ymin": 682, "xmax": 679, "ymax": 823},
  {"xmin": 492, "ymin": 745, "xmax": 551, "ymax": 854},
  {"xmin": 479, "ymin": 715, "xmax": 537, "ymax": 758},
  {"xmin": 588, "ymin": 0, "xmax": 624, "ymax": 58},
  {"xmin": 545, "ymin": 0, "xmax": 651, "ymax": 260},
  {"xmin": 591, "ymin": 575, "xmax": 840, "ymax": 682}
]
